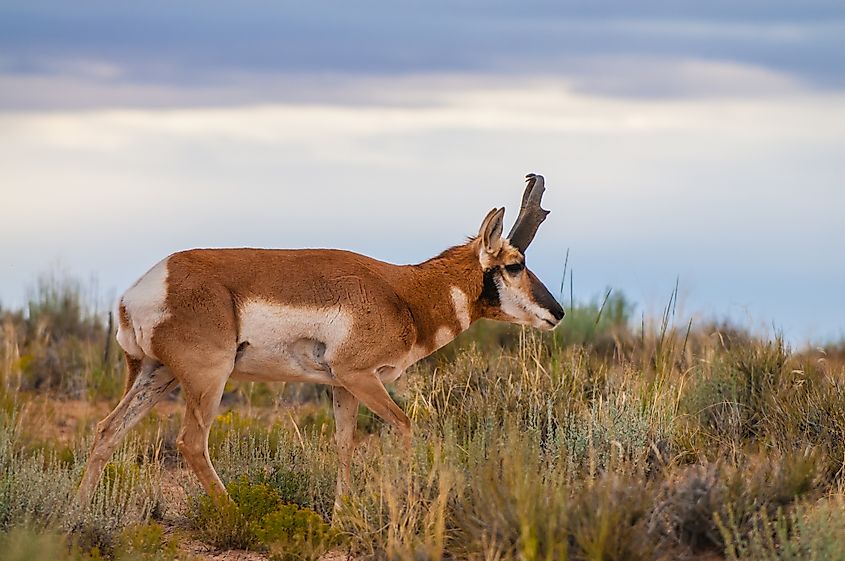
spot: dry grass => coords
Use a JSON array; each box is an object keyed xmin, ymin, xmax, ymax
[{"xmin": 2, "ymin": 275, "xmax": 845, "ymax": 559}]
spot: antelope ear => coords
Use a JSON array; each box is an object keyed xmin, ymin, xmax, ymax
[{"xmin": 478, "ymin": 207, "xmax": 505, "ymax": 255}]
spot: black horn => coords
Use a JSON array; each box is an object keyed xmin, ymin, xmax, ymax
[{"xmin": 507, "ymin": 173, "xmax": 550, "ymax": 253}]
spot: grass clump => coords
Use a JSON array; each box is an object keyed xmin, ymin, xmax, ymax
[
  {"xmin": 112, "ymin": 521, "xmax": 179, "ymax": 560},
  {"xmin": 210, "ymin": 412, "xmax": 336, "ymax": 518},
  {"xmin": 189, "ymin": 478, "xmax": 340, "ymax": 559},
  {"xmin": 0, "ymin": 523, "xmax": 184, "ymax": 561},
  {"xmin": 257, "ymin": 505, "xmax": 342, "ymax": 561},
  {"xmin": 718, "ymin": 496, "xmax": 845, "ymax": 561}
]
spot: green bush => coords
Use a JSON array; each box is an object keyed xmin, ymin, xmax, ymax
[
  {"xmin": 189, "ymin": 478, "xmax": 338, "ymax": 557},
  {"xmin": 554, "ymin": 290, "xmax": 634, "ymax": 349},
  {"xmin": 188, "ymin": 479, "xmax": 277, "ymax": 550},
  {"xmin": 0, "ymin": 524, "xmax": 184, "ymax": 561},
  {"xmin": 115, "ymin": 521, "xmax": 176, "ymax": 558},
  {"xmin": 256, "ymin": 504, "xmax": 341, "ymax": 561},
  {"xmin": 210, "ymin": 415, "xmax": 336, "ymax": 518}
]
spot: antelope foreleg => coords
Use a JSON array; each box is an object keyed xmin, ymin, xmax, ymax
[
  {"xmin": 334, "ymin": 369, "xmax": 411, "ymax": 450},
  {"xmin": 332, "ymin": 385, "xmax": 358, "ymax": 516}
]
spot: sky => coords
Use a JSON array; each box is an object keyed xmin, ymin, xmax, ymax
[{"xmin": 1, "ymin": 1, "xmax": 843, "ymax": 346}]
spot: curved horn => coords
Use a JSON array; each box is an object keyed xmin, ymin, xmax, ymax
[{"xmin": 507, "ymin": 173, "xmax": 550, "ymax": 253}]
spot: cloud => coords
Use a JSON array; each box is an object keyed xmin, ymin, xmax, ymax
[
  {"xmin": 0, "ymin": 1, "xmax": 843, "ymax": 109},
  {"xmin": 1, "ymin": 77, "xmax": 843, "ymax": 343},
  {"xmin": 0, "ymin": 56, "xmax": 816, "ymax": 112},
  {"xmin": 1, "ymin": 2, "xmax": 843, "ymax": 343}
]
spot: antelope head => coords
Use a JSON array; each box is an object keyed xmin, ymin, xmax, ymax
[{"xmin": 476, "ymin": 174, "xmax": 565, "ymax": 330}]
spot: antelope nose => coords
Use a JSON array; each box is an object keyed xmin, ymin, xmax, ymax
[{"xmin": 550, "ymin": 303, "xmax": 565, "ymax": 322}]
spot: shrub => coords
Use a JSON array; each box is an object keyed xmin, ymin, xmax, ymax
[
  {"xmin": 718, "ymin": 496, "xmax": 845, "ymax": 561},
  {"xmin": 189, "ymin": 478, "xmax": 339, "ymax": 558},
  {"xmin": 569, "ymin": 474, "xmax": 655, "ymax": 561},
  {"xmin": 0, "ymin": 527, "xmax": 69, "ymax": 561},
  {"xmin": 115, "ymin": 521, "xmax": 176, "ymax": 558},
  {"xmin": 210, "ymin": 415, "xmax": 336, "ymax": 518},
  {"xmin": 554, "ymin": 290, "xmax": 634, "ymax": 350},
  {"xmin": 188, "ymin": 479, "xmax": 279, "ymax": 550},
  {"xmin": 0, "ymin": 524, "xmax": 185, "ymax": 561},
  {"xmin": 256, "ymin": 504, "xmax": 341, "ymax": 561},
  {"xmin": 454, "ymin": 431, "xmax": 569, "ymax": 561},
  {"xmin": 651, "ymin": 451, "xmax": 821, "ymax": 555}
]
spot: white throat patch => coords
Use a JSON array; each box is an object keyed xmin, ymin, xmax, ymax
[
  {"xmin": 449, "ymin": 286, "xmax": 471, "ymax": 331},
  {"xmin": 495, "ymin": 275, "xmax": 554, "ymax": 326}
]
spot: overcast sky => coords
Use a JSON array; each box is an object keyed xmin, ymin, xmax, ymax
[{"xmin": 1, "ymin": 1, "xmax": 843, "ymax": 346}]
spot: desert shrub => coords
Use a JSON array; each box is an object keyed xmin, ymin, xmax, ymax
[
  {"xmin": 0, "ymin": 447, "xmax": 79, "ymax": 530},
  {"xmin": 210, "ymin": 414, "xmax": 336, "ymax": 518},
  {"xmin": 86, "ymin": 364, "xmax": 124, "ymax": 403},
  {"xmin": 115, "ymin": 521, "xmax": 178, "ymax": 559},
  {"xmin": 69, "ymin": 443, "xmax": 164, "ymax": 555},
  {"xmin": 569, "ymin": 474, "xmax": 655, "ymax": 561},
  {"xmin": 296, "ymin": 403, "xmax": 335, "ymax": 434},
  {"xmin": 339, "ymin": 436, "xmax": 457, "ymax": 561},
  {"xmin": 651, "ymin": 451, "xmax": 820, "ymax": 555},
  {"xmin": 0, "ymin": 271, "xmax": 122, "ymax": 400},
  {"xmin": 0, "ymin": 412, "xmax": 82, "ymax": 530},
  {"xmin": 265, "ymin": 466, "xmax": 323, "ymax": 513},
  {"xmin": 208, "ymin": 410, "xmax": 277, "ymax": 456},
  {"xmin": 189, "ymin": 478, "xmax": 284, "ymax": 549},
  {"xmin": 650, "ymin": 462, "xmax": 725, "ymax": 553},
  {"xmin": 0, "ymin": 528, "xmax": 71, "ymax": 561},
  {"xmin": 453, "ymin": 430, "xmax": 569, "ymax": 560},
  {"xmin": 678, "ymin": 337, "xmax": 793, "ymax": 454},
  {"xmin": 0, "ymin": 524, "xmax": 184, "ymax": 561},
  {"xmin": 557, "ymin": 388, "xmax": 671, "ymax": 475},
  {"xmin": 0, "ymin": 397, "xmax": 164, "ymax": 556},
  {"xmin": 718, "ymin": 496, "xmax": 845, "ymax": 561},
  {"xmin": 554, "ymin": 290, "xmax": 634, "ymax": 351},
  {"xmin": 256, "ymin": 505, "xmax": 341, "ymax": 561},
  {"xmin": 189, "ymin": 493, "xmax": 257, "ymax": 550},
  {"xmin": 190, "ymin": 478, "xmax": 338, "ymax": 557}
]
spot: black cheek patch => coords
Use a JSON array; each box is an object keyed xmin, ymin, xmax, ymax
[{"xmin": 481, "ymin": 268, "xmax": 500, "ymax": 307}]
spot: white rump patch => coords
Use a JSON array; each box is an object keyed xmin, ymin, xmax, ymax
[
  {"xmin": 450, "ymin": 286, "xmax": 471, "ymax": 331},
  {"xmin": 117, "ymin": 257, "xmax": 170, "ymax": 359}
]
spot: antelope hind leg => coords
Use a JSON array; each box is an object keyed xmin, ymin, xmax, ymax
[
  {"xmin": 174, "ymin": 356, "xmax": 233, "ymax": 504},
  {"xmin": 77, "ymin": 360, "xmax": 177, "ymax": 505}
]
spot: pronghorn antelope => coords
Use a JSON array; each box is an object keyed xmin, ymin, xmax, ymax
[{"xmin": 77, "ymin": 173, "xmax": 564, "ymax": 506}]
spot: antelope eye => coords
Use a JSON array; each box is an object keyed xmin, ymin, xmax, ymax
[{"xmin": 504, "ymin": 263, "xmax": 524, "ymax": 274}]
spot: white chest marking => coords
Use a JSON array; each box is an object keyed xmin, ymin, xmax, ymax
[
  {"xmin": 433, "ymin": 326, "xmax": 454, "ymax": 349},
  {"xmin": 118, "ymin": 257, "xmax": 170, "ymax": 358},
  {"xmin": 397, "ymin": 326, "xmax": 455, "ymax": 371},
  {"xmin": 450, "ymin": 286, "xmax": 471, "ymax": 331}
]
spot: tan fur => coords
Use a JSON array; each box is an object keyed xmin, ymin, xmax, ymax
[{"xmin": 78, "ymin": 196, "xmax": 564, "ymax": 509}]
